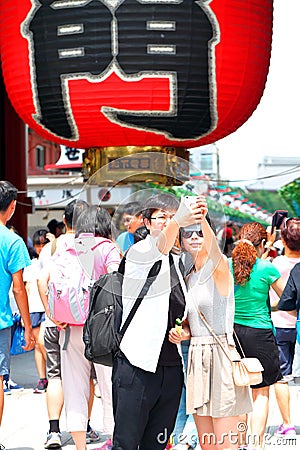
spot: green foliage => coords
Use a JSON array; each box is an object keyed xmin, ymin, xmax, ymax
[
  {"xmin": 206, "ymin": 198, "xmax": 268, "ymax": 225},
  {"xmin": 141, "ymin": 183, "xmax": 269, "ymax": 225},
  {"xmin": 244, "ymin": 189, "xmax": 290, "ymax": 214},
  {"xmin": 134, "ymin": 178, "xmax": 300, "ymax": 221},
  {"xmin": 279, "ymin": 178, "xmax": 300, "ymax": 216}
]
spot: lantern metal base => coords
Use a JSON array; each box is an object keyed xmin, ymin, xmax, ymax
[{"xmin": 82, "ymin": 146, "xmax": 190, "ymax": 186}]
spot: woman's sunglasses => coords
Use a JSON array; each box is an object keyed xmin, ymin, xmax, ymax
[{"xmin": 182, "ymin": 230, "xmax": 203, "ymax": 239}]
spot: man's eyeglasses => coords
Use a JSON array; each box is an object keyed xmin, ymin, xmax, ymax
[
  {"xmin": 150, "ymin": 214, "xmax": 174, "ymax": 224},
  {"xmin": 181, "ymin": 230, "xmax": 203, "ymax": 239}
]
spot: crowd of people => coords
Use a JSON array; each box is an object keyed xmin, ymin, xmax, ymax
[{"xmin": 0, "ymin": 179, "xmax": 300, "ymax": 450}]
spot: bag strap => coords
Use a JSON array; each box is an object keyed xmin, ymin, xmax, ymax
[
  {"xmin": 232, "ymin": 329, "xmax": 246, "ymax": 358},
  {"xmin": 195, "ymin": 308, "xmax": 233, "ymax": 362},
  {"xmin": 194, "ymin": 305, "xmax": 243, "ymax": 363},
  {"xmin": 118, "ymin": 253, "xmax": 126, "ymax": 275},
  {"xmin": 62, "ymin": 325, "xmax": 70, "ymax": 351},
  {"xmin": 232, "ymin": 284, "xmax": 246, "ymax": 357},
  {"xmin": 119, "ymin": 259, "xmax": 162, "ymax": 336}
]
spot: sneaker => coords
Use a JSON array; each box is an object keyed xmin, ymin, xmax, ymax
[
  {"xmin": 8, "ymin": 379, "xmax": 24, "ymax": 391},
  {"xmin": 94, "ymin": 438, "xmax": 112, "ymax": 450},
  {"xmin": 274, "ymin": 424, "xmax": 296, "ymax": 436},
  {"xmin": 34, "ymin": 378, "xmax": 48, "ymax": 394},
  {"xmin": 86, "ymin": 428, "xmax": 101, "ymax": 444},
  {"xmin": 44, "ymin": 432, "xmax": 62, "ymax": 449},
  {"xmin": 3, "ymin": 379, "xmax": 11, "ymax": 395}
]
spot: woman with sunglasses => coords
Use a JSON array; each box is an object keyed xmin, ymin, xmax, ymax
[
  {"xmin": 229, "ymin": 222, "xmax": 286, "ymax": 449},
  {"xmin": 169, "ymin": 211, "xmax": 252, "ymax": 450}
]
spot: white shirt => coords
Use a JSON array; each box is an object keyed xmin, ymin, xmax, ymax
[{"xmin": 23, "ymin": 258, "xmax": 44, "ymax": 313}]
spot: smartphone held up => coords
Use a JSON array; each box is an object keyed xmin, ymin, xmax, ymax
[
  {"xmin": 271, "ymin": 210, "xmax": 288, "ymax": 234},
  {"xmin": 184, "ymin": 195, "xmax": 198, "ymax": 208}
]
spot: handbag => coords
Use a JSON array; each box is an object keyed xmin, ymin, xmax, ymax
[
  {"xmin": 195, "ymin": 307, "xmax": 264, "ymax": 387},
  {"xmin": 231, "ymin": 358, "xmax": 264, "ymax": 387},
  {"xmin": 231, "ymin": 331, "xmax": 264, "ymax": 386},
  {"xmin": 10, "ymin": 322, "xmax": 26, "ymax": 356}
]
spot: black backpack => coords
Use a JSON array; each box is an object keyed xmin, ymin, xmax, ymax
[{"xmin": 83, "ymin": 255, "xmax": 161, "ymax": 367}]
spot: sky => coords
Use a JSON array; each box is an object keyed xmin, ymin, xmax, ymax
[{"xmin": 213, "ymin": 0, "xmax": 300, "ymax": 186}]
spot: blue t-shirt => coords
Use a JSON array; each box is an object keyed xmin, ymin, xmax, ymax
[
  {"xmin": 0, "ymin": 225, "xmax": 31, "ymax": 329},
  {"xmin": 116, "ymin": 231, "xmax": 134, "ymax": 253}
]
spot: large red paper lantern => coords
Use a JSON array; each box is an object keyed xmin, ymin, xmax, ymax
[{"xmin": 0, "ymin": 0, "xmax": 273, "ymax": 149}]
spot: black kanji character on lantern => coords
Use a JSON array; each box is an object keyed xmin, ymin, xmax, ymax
[
  {"xmin": 27, "ymin": 0, "xmax": 111, "ymax": 139},
  {"xmin": 65, "ymin": 147, "xmax": 81, "ymax": 161},
  {"xmin": 115, "ymin": 0, "xmax": 218, "ymax": 139}
]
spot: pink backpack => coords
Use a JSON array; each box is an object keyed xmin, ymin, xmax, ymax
[{"xmin": 48, "ymin": 236, "xmax": 109, "ymax": 325}]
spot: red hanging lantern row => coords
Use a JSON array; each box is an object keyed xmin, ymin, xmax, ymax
[{"xmin": 0, "ymin": 0, "xmax": 273, "ymax": 149}]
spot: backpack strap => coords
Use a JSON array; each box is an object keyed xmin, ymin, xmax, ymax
[
  {"xmin": 119, "ymin": 259, "xmax": 162, "ymax": 336},
  {"xmin": 90, "ymin": 238, "xmax": 113, "ymax": 252},
  {"xmin": 118, "ymin": 253, "xmax": 126, "ymax": 275},
  {"xmin": 62, "ymin": 325, "xmax": 71, "ymax": 351}
]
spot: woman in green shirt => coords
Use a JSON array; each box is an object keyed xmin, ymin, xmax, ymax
[{"xmin": 230, "ymin": 222, "xmax": 284, "ymax": 450}]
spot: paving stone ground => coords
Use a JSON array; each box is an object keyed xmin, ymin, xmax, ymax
[{"xmin": 1, "ymin": 351, "xmax": 299, "ymax": 450}]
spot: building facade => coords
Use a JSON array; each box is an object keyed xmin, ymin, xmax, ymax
[{"xmin": 247, "ymin": 156, "xmax": 300, "ymax": 192}]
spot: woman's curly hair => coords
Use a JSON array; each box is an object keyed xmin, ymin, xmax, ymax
[{"xmin": 231, "ymin": 222, "xmax": 267, "ymax": 285}]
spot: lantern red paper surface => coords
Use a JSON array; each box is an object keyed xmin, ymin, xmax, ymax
[{"xmin": 0, "ymin": 0, "xmax": 273, "ymax": 149}]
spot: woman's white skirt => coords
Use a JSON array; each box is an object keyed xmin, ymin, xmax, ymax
[{"xmin": 186, "ymin": 335, "xmax": 252, "ymax": 418}]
